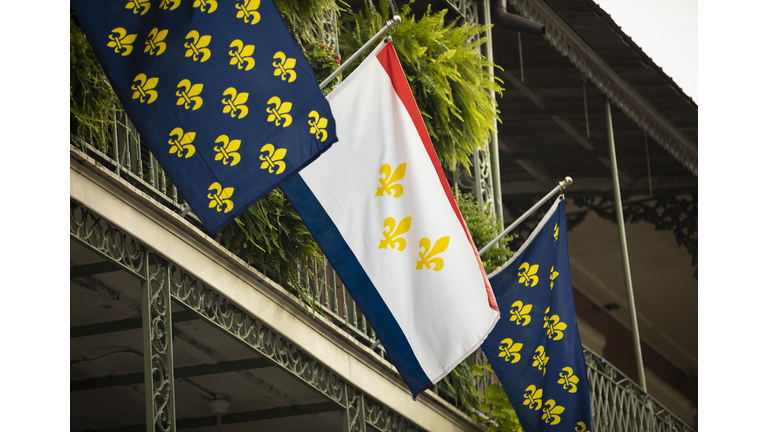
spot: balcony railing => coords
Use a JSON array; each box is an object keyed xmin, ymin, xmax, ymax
[{"xmin": 71, "ymin": 116, "xmax": 695, "ymax": 432}]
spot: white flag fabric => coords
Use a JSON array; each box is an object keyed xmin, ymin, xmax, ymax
[{"xmin": 282, "ymin": 41, "xmax": 499, "ymax": 397}]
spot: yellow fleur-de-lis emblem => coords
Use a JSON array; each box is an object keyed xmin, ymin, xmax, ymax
[
  {"xmin": 145, "ymin": 28, "xmax": 168, "ymax": 56},
  {"xmin": 518, "ymin": 262, "xmax": 539, "ymax": 287},
  {"xmin": 107, "ymin": 28, "xmax": 137, "ymax": 56},
  {"xmin": 208, "ymin": 182, "xmax": 234, "ymax": 213},
  {"xmin": 176, "ymin": 80, "xmax": 204, "ymax": 110},
  {"xmin": 184, "ymin": 30, "xmax": 212, "ymax": 63},
  {"xmin": 379, "ymin": 217, "xmax": 412, "ymax": 251},
  {"xmin": 308, "ymin": 111, "xmax": 328, "ymax": 142},
  {"xmin": 416, "ymin": 236, "xmax": 450, "ymax": 271},
  {"xmin": 222, "ymin": 88, "xmax": 249, "ymax": 119},
  {"xmin": 160, "ymin": 0, "xmax": 180, "ymax": 10},
  {"xmin": 273, "ymin": 52, "xmax": 297, "ymax": 82},
  {"xmin": 532, "ymin": 345, "xmax": 549, "ymax": 376},
  {"xmin": 266, "ymin": 97, "xmax": 293, "ymax": 127},
  {"xmin": 236, "ymin": 0, "xmax": 261, "ymax": 24},
  {"xmin": 131, "ymin": 74, "xmax": 158, "ymax": 104},
  {"xmin": 557, "ymin": 367, "xmax": 580, "ymax": 393},
  {"xmin": 523, "ymin": 385, "xmax": 543, "ymax": 410},
  {"xmin": 498, "ymin": 338, "xmax": 523, "ymax": 363},
  {"xmin": 576, "ymin": 421, "xmax": 591, "ymax": 432},
  {"xmin": 167, "ymin": 127, "xmax": 196, "ymax": 159},
  {"xmin": 214, "ymin": 135, "xmax": 241, "ymax": 167},
  {"xmin": 193, "ymin": 0, "xmax": 217, "ymax": 12},
  {"xmin": 544, "ymin": 307, "xmax": 568, "ymax": 340},
  {"xmin": 376, "ymin": 163, "xmax": 406, "ymax": 198},
  {"xmin": 509, "ymin": 300, "xmax": 532, "ymax": 326},
  {"xmin": 125, "ymin": 0, "xmax": 150, "ymax": 15},
  {"xmin": 550, "ymin": 266, "xmax": 559, "ymax": 290},
  {"xmin": 229, "ymin": 40, "xmax": 255, "ymax": 70},
  {"xmin": 554, "ymin": 223, "xmax": 559, "ymax": 242},
  {"xmin": 542, "ymin": 399, "xmax": 565, "ymax": 425},
  {"xmin": 259, "ymin": 144, "xmax": 287, "ymax": 175}
]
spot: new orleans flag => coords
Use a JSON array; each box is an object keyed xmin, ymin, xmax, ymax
[
  {"xmin": 71, "ymin": 0, "xmax": 337, "ymax": 233},
  {"xmin": 481, "ymin": 197, "xmax": 594, "ymax": 432},
  {"xmin": 282, "ymin": 41, "xmax": 500, "ymax": 397}
]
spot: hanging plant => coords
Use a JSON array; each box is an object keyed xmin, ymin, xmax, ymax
[
  {"xmin": 70, "ymin": 13, "xmax": 122, "ymax": 153},
  {"xmin": 304, "ymin": 42, "xmax": 343, "ymax": 94},
  {"xmin": 338, "ymin": 1, "xmax": 504, "ymax": 170}
]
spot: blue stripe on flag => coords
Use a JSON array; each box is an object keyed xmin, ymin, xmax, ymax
[{"xmin": 282, "ymin": 174, "xmax": 433, "ymax": 396}]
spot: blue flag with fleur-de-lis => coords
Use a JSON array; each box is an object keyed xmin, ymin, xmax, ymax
[
  {"xmin": 481, "ymin": 197, "xmax": 594, "ymax": 432},
  {"xmin": 71, "ymin": 0, "xmax": 337, "ymax": 233}
]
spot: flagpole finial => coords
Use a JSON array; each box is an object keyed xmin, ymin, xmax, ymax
[
  {"xmin": 559, "ymin": 176, "xmax": 573, "ymax": 191},
  {"xmin": 389, "ymin": 16, "xmax": 402, "ymax": 29}
]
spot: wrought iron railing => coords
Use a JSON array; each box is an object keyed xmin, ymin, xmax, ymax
[
  {"xmin": 71, "ymin": 117, "xmax": 694, "ymax": 431},
  {"xmin": 583, "ymin": 348, "xmax": 695, "ymax": 432}
]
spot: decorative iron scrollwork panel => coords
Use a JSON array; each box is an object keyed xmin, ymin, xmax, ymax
[
  {"xmin": 364, "ymin": 395, "xmax": 425, "ymax": 432},
  {"xmin": 70, "ymin": 202, "xmax": 146, "ymax": 278},
  {"xmin": 167, "ymin": 261, "xmax": 346, "ymax": 406}
]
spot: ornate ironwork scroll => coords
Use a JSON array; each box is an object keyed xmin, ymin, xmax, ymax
[
  {"xmin": 583, "ymin": 348, "xmax": 694, "ymax": 432},
  {"xmin": 572, "ymin": 196, "xmax": 697, "ymax": 270},
  {"xmin": 141, "ymin": 254, "xmax": 177, "ymax": 432},
  {"xmin": 365, "ymin": 396, "xmax": 426, "ymax": 432},
  {"xmin": 343, "ymin": 384, "xmax": 366, "ymax": 432},
  {"xmin": 70, "ymin": 201, "xmax": 147, "ymax": 279},
  {"xmin": 167, "ymin": 261, "xmax": 346, "ymax": 408}
]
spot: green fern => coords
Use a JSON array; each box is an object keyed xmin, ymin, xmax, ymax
[{"xmin": 337, "ymin": 2, "xmax": 503, "ymax": 170}]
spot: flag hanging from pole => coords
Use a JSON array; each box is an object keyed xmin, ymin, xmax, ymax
[
  {"xmin": 71, "ymin": 0, "xmax": 337, "ymax": 233},
  {"xmin": 282, "ymin": 41, "xmax": 500, "ymax": 397},
  {"xmin": 481, "ymin": 197, "xmax": 594, "ymax": 432}
]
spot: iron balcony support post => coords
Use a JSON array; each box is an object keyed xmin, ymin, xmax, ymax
[
  {"xmin": 142, "ymin": 253, "xmax": 177, "ymax": 432},
  {"xmin": 483, "ymin": 0, "xmax": 505, "ymax": 230},
  {"xmin": 604, "ymin": 96, "xmax": 647, "ymax": 392}
]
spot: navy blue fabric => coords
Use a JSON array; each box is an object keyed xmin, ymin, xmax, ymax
[
  {"xmin": 72, "ymin": 1, "xmax": 337, "ymax": 233},
  {"xmin": 281, "ymin": 174, "xmax": 433, "ymax": 396},
  {"xmin": 482, "ymin": 201, "xmax": 594, "ymax": 432}
]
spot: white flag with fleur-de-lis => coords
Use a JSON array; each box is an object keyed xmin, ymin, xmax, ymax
[{"xmin": 282, "ymin": 41, "xmax": 500, "ymax": 397}]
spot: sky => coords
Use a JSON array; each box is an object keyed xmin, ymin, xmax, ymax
[{"xmin": 592, "ymin": 0, "xmax": 698, "ymax": 104}]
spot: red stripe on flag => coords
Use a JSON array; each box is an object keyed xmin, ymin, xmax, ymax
[{"xmin": 376, "ymin": 42, "xmax": 498, "ymax": 312}]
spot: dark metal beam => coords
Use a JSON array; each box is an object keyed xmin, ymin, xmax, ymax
[
  {"xmin": 502, "ymin": 187, "xmax": 696, "ymax": 201},
  {"xmin": 501, "ymin": 108, "xmax": 604, "ymax": 117},
  {"xmin": 88, "ymin": 402, "xmax": 341, "ymax": 432},
  {"xmin": 70, "ymin": 261, "xmax": 121, "ymax": 278},
  {"xmin": 71, "ymin": 357, "xmax": 275, "ymax": 392},
  {"xmin": 497, "ymin": 61, "xmax": 576, "ymax": 70},
  {"xmin": 500, "ymin": 149, "xmax": 668, "ymax": 161},
  {"xmin": 71, "ymin": 310, "xmax": 201, "ymax": 338}
]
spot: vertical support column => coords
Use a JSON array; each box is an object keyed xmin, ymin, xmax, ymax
[
  {"xmin": 341, "ymin": 383, "xmax": 366, "ymax": 432},
  {"xmin": 141, "ymin": 253, "xmax": 177, "ymax": 432},
  {"xmin": 472, "ymin": 148, "xmax": 483, "ymax": 204},
  {"xmin": 604, "ymin": 97, "xmax": 647, "ymax": 392},
  {"xmin": 483, "ymin": 0, "xmax": 505, "ymax": 230}
]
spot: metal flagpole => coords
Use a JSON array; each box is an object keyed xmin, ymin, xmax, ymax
[
  {"xmin": 605, "ymin": 96, "xmax": 647, "ymax": 392},
  {"xmin": 478, "ymin": 176, "xmax": 572, "ymax": 257},
  {"xmin": 319, "ymin": 16, "xmax": 402, "ymax": 90}
]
